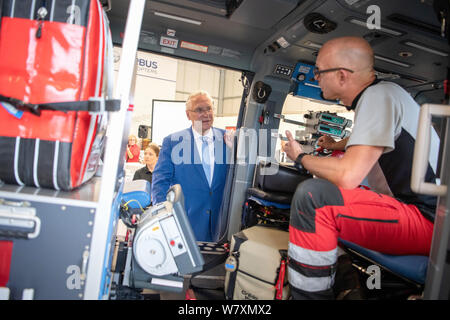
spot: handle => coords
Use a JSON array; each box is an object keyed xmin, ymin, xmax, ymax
[
  {"xmin": 0, "ymin": 203, "xmax": 41, "ymax": 239},
  {"xmin": 411, "ymin": 103, "xmax": 450, "ymax": 196},
  {"xmin": 80, "ymin": 250, "xmax": 90, "ymax": 281}
]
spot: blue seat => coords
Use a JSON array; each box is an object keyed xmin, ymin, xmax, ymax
[
  {"xmin": 247, "ymin": 195, "xmax": 291, "ymax": 209},
  {"xmin": 244, "ymin": 184, "xmax": 429, "ymax": 286},
  {"xmin": 122, "ymin": 179, "xmax": 151, "ymax": 209},
  {"xmin": 338, "ymin": 239, "xmax": 428, "ymax": 285}
]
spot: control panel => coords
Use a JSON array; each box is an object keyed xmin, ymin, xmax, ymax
[{"xmin": 274, "ymin": 64, "xmax": 294, "ymax": 77}]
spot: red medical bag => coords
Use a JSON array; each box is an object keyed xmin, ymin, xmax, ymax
[{"xmin": 0, "ymin": 0, "xmax": 117, "ymax": 190}]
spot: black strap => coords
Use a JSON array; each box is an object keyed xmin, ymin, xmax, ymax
[
  {"xmin": 190, "ymin": 242, "xmax": 229, "ymax": 278},
  {"xmin": 196, "ymin": 251, "xmax": 228, "ymax": 275},
  {"xmin": 346, "ymin": 78, "xmax": 381, "ymax": 111},
  {"xmin": 0, "ymin": 0, "xmax": 4, "ymax": 29},
  {"xmin": 225, "ymin": 234, "xmax": 247, "ymax": 299},
  {"xmin": 188, "ymin": 242, "xmax": 229, "ymax": 291},
  {"xmin": 0, "ymin": 95, "xmax": 120, "ymax": 116},
  {"xmin": 188, "ymin": 252, "xmax": 228, "ymax": 291}
]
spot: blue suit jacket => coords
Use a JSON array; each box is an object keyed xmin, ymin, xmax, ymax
[{"xmin": 151, "ymin": 127, "xmax": 229, "ymax": 241}]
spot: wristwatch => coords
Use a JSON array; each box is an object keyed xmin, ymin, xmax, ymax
[{"xmin": 294, "ymin": 152, "xmax": 308, "ymax": 173}]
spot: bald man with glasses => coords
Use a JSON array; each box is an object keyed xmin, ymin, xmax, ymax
[
  {"xmin": 151, "ymin": 90, "xmax": 233, "ymax": 242},
  {"xmin": 282, "ymin": 37, "xmax": 439, "ymax": 299}
]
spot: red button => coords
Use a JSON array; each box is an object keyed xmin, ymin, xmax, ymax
[{"xmin": 170, "ymin": 240, "xmax": 175, "ymax": 246}]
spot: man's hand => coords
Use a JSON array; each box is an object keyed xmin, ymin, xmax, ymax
[
  {"xmin": 317, "ymin": 135, "xmax": 336, "ymax": 150},
  {"xmin": 318, "ymin": 135, "xmax": 349, "ymax": 151},
  {"xmin": 224, "ymin": 129, "xmax": 235, "ymax": 149},
  {"xmin": 281, "ymin": 130, "xmax": 304, "ymax": 161}
]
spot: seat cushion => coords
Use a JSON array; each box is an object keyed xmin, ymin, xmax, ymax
[
  {"xmin": 247, "ymin": 195, "xmax": 291, "ymax": 209},
  {"xmin": 338, "ymin": 239, "xmax": 428, "ymax": 284},
  {"xmin": 246, "ymin": 187, "xmax": 293, "ymax": 205},
  {"xmin": 254, "ymin": 162, "xmax": 312, "ymax": 194}
]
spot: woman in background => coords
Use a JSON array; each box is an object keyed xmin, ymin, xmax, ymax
[
  {"xmin": 133, "ymin": 143, "xmax": 160, "ymax": 184},
  {"xmin": 126, "ymin": 134, "xmax": 141, "ymax": 162}
]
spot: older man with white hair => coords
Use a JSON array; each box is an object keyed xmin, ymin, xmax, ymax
[{"xmin": 151, "ymin": 90, "xmax": 231, "ymax": 242}]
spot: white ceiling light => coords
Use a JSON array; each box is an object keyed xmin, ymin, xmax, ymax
[
  {"xmin": 344, "ymin": 0, "xmax": 362, "ymax": 5},
  {"xmin": 346, "ymin": 17, "xmax": 404, "ymax": 36},
  {"xmin": 374, "ymin": 70, "xmax": 400, "ymax": 80},
  {"xmin": 154, "ymin": 11, "xmax": 202, "ymax": 26},
  {"xmin": 374, "ymin": 54, "xmax": 411, "ymax": 67},
  {"xmin": 403, "ymin": 41, "xmax": 448, "ymax": 57}
]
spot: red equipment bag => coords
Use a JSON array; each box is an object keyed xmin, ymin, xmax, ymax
[{"xmin": 0, "ymin": 0, "xmax": 118, "ymax": 190}]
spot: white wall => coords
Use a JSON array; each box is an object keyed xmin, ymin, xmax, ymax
[
  {"xmin": 114, "ymin": 47, "xmax": 178, "ymax": 140},
  {"xmin": 214, "ymin": 116, "xmax": 238, "ymax": 130},
  {"xmin": 175, "ymin": 60, "xmax": 221, "ymax": 106},
  {"xmin": 151, "ymin": 100, "xmax": 191, "ymax": 146}
]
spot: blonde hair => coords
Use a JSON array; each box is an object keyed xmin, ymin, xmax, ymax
[{"xmin": 185, "ymin": 90, "xmax": 213, "ymax": 110}]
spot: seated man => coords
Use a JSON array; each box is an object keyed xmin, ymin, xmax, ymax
[
  {"xmin": 282, "ymin": 36, "xmax": 439, "ymax": 299},
  {"xmin": 151, "ymin": 91, "xmax": 232, "ymax": 242}
]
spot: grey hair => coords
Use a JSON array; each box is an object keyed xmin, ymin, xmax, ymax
[{"xmin": 185, "ymin": 90, "xmax": 213, "ymax": 110}]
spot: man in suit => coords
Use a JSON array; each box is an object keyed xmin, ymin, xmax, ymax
[{"xmin": 151, "ymin": 91, "xmax": 231, "ymax": 242}]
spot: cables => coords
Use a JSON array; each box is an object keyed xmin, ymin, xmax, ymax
[{"xmin": 119, "ymin": 199, "xmax": 145, "ymax": 228}]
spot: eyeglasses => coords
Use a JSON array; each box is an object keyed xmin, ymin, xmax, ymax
[
  {"xmin": 313, "ymin": 67, "xmax": 354, "ymax": 78},
  {"xmin": 190, "ymin": 106, "xmax": 213, "ymax": 114}
]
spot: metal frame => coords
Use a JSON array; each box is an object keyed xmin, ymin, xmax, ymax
[
  {"xmin": 411, "ymin": 103, "xmax": 450, "ymax": 300},
  {"xmin": 83, "ymin": 0, "xmax": 146, "ymax": 300}
]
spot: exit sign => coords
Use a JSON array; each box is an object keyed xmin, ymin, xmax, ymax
[{"xmin": 160, "ymin": 36, "xmax": 179, "ymax": 49}]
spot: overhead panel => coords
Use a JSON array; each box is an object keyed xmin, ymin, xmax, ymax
[
  {"xmin": 229, "ymin": 0, "xmax": 300, "ymax": 29},
  {"xmin": 183, "ymin": 0, "xmax": 229, "ymax": 16},
  {"xmin": 261, "ymin": 0, "xmax": 448, "ymax": 89}
]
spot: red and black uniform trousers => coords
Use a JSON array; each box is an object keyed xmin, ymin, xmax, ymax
[{"xmin": 288, "ymin": 178, "xmax": 434, "ymax": 300}]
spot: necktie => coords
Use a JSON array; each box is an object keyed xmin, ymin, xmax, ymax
[{"xmin": 202, "ymin": 136, "xmax": 212, "ymax": 186}]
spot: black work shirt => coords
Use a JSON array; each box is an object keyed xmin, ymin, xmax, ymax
[{"xmin": 133, "ymin": 166, "xmax": 153, "ymax": 184}]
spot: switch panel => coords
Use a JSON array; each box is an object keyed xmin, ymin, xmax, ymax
[{"xmin": 274, "ymin": 64, "xmax": 293, "ymax": 77}]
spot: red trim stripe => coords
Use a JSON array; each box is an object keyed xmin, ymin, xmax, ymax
[{"xmin": 0, "ymin": 241, "xmax": 13, "ymax": 287}]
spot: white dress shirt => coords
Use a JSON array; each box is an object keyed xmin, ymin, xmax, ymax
[{"xmin": 192, "ymin": 127, "xmax": 214, "ymax": 181}]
